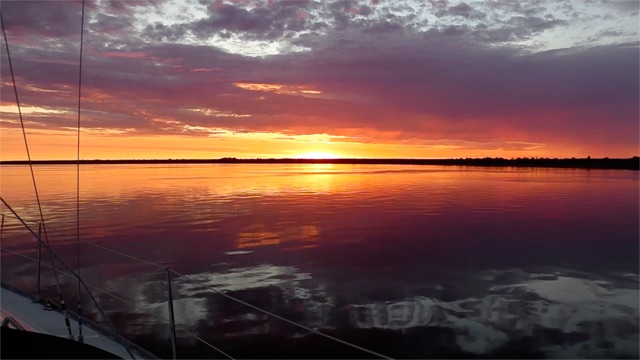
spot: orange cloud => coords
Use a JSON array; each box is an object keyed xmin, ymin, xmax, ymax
[{"xmin": 234, "ymin": 82, "xmax": 322, "ymax": 96}]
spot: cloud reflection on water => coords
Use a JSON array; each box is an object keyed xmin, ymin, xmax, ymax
[
  {"xmin": 1, "ymin": 164, "xmax": 638, "ymax": 357},
  {"xmin": 89, "ymin": 263, "xmax": 639, "ymax": 358}
]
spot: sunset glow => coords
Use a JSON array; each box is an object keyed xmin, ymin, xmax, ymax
[
  {"xmin": 0, "ymin": 0, "xmax": 637, "ymax": 160},
  {"xmin": 297, "ymin": 152, "xmax": 340, "ymax": 159},
  {"xmin": 1, "ymin": 2, "xmax": 637, "ymax": 356}
]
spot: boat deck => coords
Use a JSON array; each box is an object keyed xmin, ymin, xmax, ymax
[{"xmin": 1, "ymin": 286, "xmax": 146, "ymax": 359}]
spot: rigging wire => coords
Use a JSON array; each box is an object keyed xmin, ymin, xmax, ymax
[
  {"xmin": 0, "ymin": 198, "xmax": 137, "ymax": 359},
  {"xmin": 76, "ymin": 0, "xmax": 86, "ymax": 343},
  {"xmin": 0, "ymin": 213, "xmax": 168, "ymax": 268},
  {"xmin": 0, "ymin": 10, "xmax": 74, "ymax": 341},
  {"xmin": 169, "ymin": 268, "xmax": 394, "ymax": 360},
  {"xmin": 0, "ymin": 210, "xmax": 392, "ymax": 359},
  {"xmin": 1, "ymin": 246, "xmax": 235, "ymax": 359}
]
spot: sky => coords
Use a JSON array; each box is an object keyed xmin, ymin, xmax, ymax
[{"xmin": 0, "ymin": 0, "xmax": 638, "ymax": 160}]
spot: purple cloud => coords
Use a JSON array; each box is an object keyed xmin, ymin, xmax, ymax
[{"xmin": 1, "ymin": 0, "xmax": 638, "ymax": 156}]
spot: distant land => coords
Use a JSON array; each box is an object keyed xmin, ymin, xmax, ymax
[{"xmin": 1, "ymin": 157, "xmax": 638, "ymax": 170}]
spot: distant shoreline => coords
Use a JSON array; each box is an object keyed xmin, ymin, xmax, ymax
[{"xmin": 0, "ymin": 157, "xmax": 638, "ymax": 170}]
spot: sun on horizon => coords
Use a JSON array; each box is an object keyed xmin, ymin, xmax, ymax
[{"xmin": 296, "ymin": 151, "xmax": 341, "ymax": 159}]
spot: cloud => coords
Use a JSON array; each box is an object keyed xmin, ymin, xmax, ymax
[
  {"xmin": 0, "ymin": 1, "xmax": 84, "ymax": 38},
  {"xmin": 142, "ymin": 0, "xmax": 317, "ymax": 43},
  {"xmin": 91, "ymin": 13, "xmax": 136, "ymax": 36},
  {"xmin": 437, "ymin": 2, "xmax": 486, "ymax": 20},
  {"xmin": 196, "ymin": 1, "xmax": 310, "ymax": 40},
  {"xmin": 1, "ymin": 0, "xmax": 638, "ymax": 156},
  {"xmin": 604, "ymin": 0, "xmax": 640, "ymax": 15}
]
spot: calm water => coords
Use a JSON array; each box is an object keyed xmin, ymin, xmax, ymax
[{"xmin": 1, "ymin": 164, "xmax": 638, "ymax": 358}]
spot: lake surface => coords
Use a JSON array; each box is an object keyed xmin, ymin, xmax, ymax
[{"xmin": 1, "ymin": 164, "xmax": 638, "ymax": 358}]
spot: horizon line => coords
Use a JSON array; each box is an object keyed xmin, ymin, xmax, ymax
[
  {"xmin": 1, "ymin": 157, "xmax": 638, "ymax": 170},
  {"xmin": 0, "ymin": 156, "xmax": 638, "ymax": 162}
]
